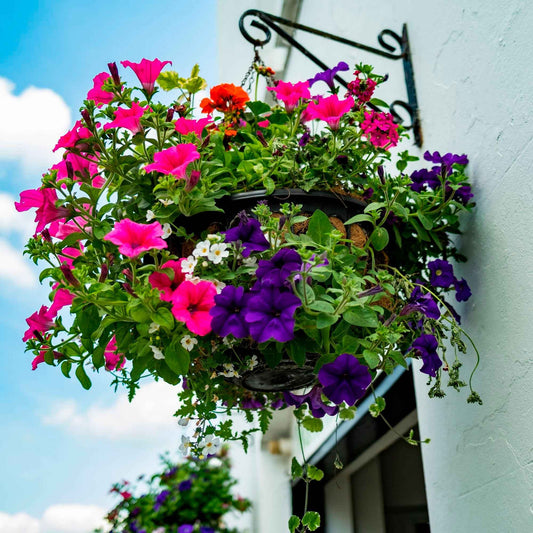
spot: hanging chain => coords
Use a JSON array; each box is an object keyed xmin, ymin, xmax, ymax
[{"xmin": 240, "ymin": 47, "xmax": 278, "ymax": 93}]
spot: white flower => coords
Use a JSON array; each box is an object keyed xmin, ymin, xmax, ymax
[
  {"xmin": 193, "ymin": 239, "xmax": 211, "ymax": 257},
  {"xmin": 178, "ymin": 435, "xmax": 192, "ymax": 455},
  {"xmin": 213, "ymin": 280, "xmax": 226, "ymax": 293},
  {"xmin": 159, "ymin": 198, "xmax": 174, "ymax": 206},
  {"xmin": 185, "ymin": 274, "xmax": 201, "ymax": 283},
  {"xmin": 146, "ymin": 209, "xmax": 156, "ymax": 221},
  {"xmin": 242, "ymin": 256, "xmax": 258, "ymax": 267},
  {"xmin": 150, "ymin": 345, "xmax": 165, "ymax": 360},
  {"xmin": 148, "ymin": 322, "xmax": 160, "ymax": 334},
  {"xmin": 181, "ymin": 255, "xmax": 197, "ymax": 274},
  {"xmin": 207, "ymin": 233, "xmax": 222, "ymax": 243},
  {"xmin": 178, "ymin": 418, "xmax": 190, "ymax": 427},
  {"xmin": 220, "ymin": 363, "xmax": 240, "ymax": 378},
  {"xmin": 222, "ymin": 337, "xmax": 234, "ymax": 347},
  {"xmin": 208, "ymin": 243, "xmax": 229, "ymax": 264},
  {"xmin": 162, "ymin": 223, "xmax": 172, "ymax": 239},
  {"xmin": 181, "ymin": 335, "xmax": 198, "ymax": 352},
  {"xmin": 199, "ymin": 435, "xmax": 221, "ymax": 456},
  {"xmin": 264, "ymin": 230, "xmax": 281, "ymax": 247},
  {"xmin": 247, "ymin": 355, "xmax": 259, "ymax": 370},
  {"xmin": 153, "ymin": 528, "xmax": 166, "ymax": 533}
]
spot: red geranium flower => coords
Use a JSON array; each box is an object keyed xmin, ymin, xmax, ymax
[{"xmin": 200, "ymin": 84, "xmax": 250, "ymax": 114}]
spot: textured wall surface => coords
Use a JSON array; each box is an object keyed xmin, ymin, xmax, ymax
[{"xmin": 217, "ymin": 1, "xmax": 533, "ymax": 531}]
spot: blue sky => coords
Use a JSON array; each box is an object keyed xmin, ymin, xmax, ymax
[{"xmin": 0, "ymin": 1, "xmax": 219, "ymax": 530}]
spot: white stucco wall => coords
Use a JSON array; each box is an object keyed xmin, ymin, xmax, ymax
[{"xmin": 217, "ymin": 1, "xmax": 533, "ymax": 531}]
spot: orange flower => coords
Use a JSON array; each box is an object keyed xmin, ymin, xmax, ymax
[{"xmin": 200, "ymin": 83, "xmax": 250, "ymax": 114}]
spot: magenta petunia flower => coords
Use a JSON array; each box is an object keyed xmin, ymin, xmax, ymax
[
  {"xmin": 49, "ymin": 286, "xmax": 75, "ymax": 317},
  {"xmin": 15, "ymin": 188, "xmax": 70, "ymax": 234},
  {"xmin": 104, "ymin": 336, "xmax": 125, "ymax": 371},
  {"xmin": 306, "ymin": 94, "xmax": 355, "ymax": 130},
  {"xmin": 104, "ymin": 219, "xmax": 168, "ymax": 257},
  {"xmin": 48, "ymin": 216, "xmax": 89, "ymax": 239},
  {"xmin": 267, "ymin": 80, "xmax": 311, "ymax": 113},
  {"xmin": 144, "ymin": 144, "xmax": 200, "ymax": 179},
  {"xmin": 103, "ymin": 101, "xmax": 149, "ymax": 135},
  {"xmin": 52, "ymin": 152, "xmax": 99, "ymax": 185},
  {"xmin": 171, "ymin": 280, "xmax": 217, "ymax": 336},
  {"xmin": 149, "ymin": 259, "xmax": 187, "ymax": 301},
  {"xmin": 87, "ymin": 72, "xmax": 114, "ymax": 107},
  {"xmin": 58, "ymin": 246, "xmax": 83, "ymax": 269},
  {"xmin": 360, "ymin": 110, "xmax": 399, "ymax": 149},
  {"xmin": 121, "ymin": 58, "xmax": 172, "ymax": 94},
  {"xmin": 174, "ymin": 117, "xmax": 212, "ymax": 138},
  {"xmin": 53, "ymin": 120, "xmax": 92, "ymax": 152},
  {"xmin": 23, "ymin": 305, "xmax": 55, "ymax": 342},
  {"xmin": 31, "ymin": 348, "xmax": 63, "ymax": 371}
]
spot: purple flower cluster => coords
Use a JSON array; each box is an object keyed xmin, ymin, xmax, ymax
[
  {"xmin": 308, "ymin": 61, "xmax": 350, "ymax": 91},
  {"xmin": 153, "ymin": 489, "xmax": 170, "ymax": 511},
  {"xmin": 427, "ymin": 259, "xmax": 472, "ymax": 302},
  {"xmin": 284, "ymin": 385, "xmax": 339, "ymax": 418},
  {"xmin": 410, "ymin": 150, "xmax": 473, "ymax": 205},
  {"xmin": 224, "ymin": 214, "xmax": 269, "ymax": 257},
  {"xmin": 210, "ymin": 248, "xmax": 303, "ymax": 343},
  {"xmin": 400, "ymin": 285, "xmax": 440, "ymax": 320}
]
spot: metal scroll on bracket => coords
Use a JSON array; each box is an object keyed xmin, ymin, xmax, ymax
[{"xmin": 238, "ymin": 9, "xmax": 423, "ymax": 147}]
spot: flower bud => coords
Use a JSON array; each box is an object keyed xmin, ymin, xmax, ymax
[
  {"xmin": 122, "ymin": 268, "xmax": 133, "ymax": 281},
  {"xmin": 165, "ymin": 107, "xmax": 175, "ymax": 122},
  {"xmin": 185, "ymin": 170, "xmax": 200, "ymax": 192},
  {"xmin": 99, "ymin": 263, "xmax": 109, "ymax": 282},
  {"xmin": 41, "ymin": 228, "xmax": 52, "ymax": 242},
  {"xmin": 122, "ymin": 282, "xmax": 138, "ymax": 298},
  {"xmin": 65, "ymin": 160, "xmax": 74, "ymax": 180},
  {"xmin": 107, "ymin": 62, "xmax": 121, "ymax": 86},
  {"xmin": 256, "ymin": 131, "xmax": 268, "ymax": 147},
  {"xmin": 81, "ymin": 109, "xmax": 92, "ymax": 128},
  {"xmin": 174, "ymin": 104, "xmax": 187, "ymax": 117},
  {"xmin": 60, "ymin": 264, "xmax": 79, "ymax": 287},
  {"xmin": 377, "ymin": 165, "xmax": 386, "ymax": 185}
]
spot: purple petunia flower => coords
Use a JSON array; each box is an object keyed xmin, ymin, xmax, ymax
[
  {"xmin": 283, "ymin": 385, "xmax": 339, "ymax": 418},
  {"xmin": 241, "ymin": 397, "xmax": 264, "ymax": 409},
  {"xmin": 454, "ymin": 277, "xmax": 472, "ymax": 302},
  {"xmin": 224, "ymin": 216, "xmax": 269, "ymax": 257},
  {"xmin": 399, "ymin": 285, "xmax": 440, "ymax": 320},
  {"xmin": 255, "ymin": 249, "xmax": 302, "ymax": 287},
  {"xmin": 178, "ymin": 479, "xmax": 193, "ymax": 491},
  {"xmin": 308, "ymin": 61, "xmax": 350, "ymax": 91},
  {"xmin": 271, "ymin": 397, "xmax": 285, "ymax": 410},
  {"xmin": 210, "ymin": 285, "xmax": 251, "ymax": 338},
  {"xmin": 408, "ymin": 333, "xmax": 442, "ymax": 377},
  {"xmin": 453, "ymin": 185, "xmax": 474, "ymax": 205},
  {"xmin": 244, "ymin": 287, "xmax": 301, "ymax": 343},
  {"xmin": 424, "ymin": 150, "xmax": 469, "ymax": 172},
  {"xmin": 153, "ymin": 489, "xmax": 170, "ymax": 511},
  {"xmin": 200, "ymin": 528, "xmax": 215, "ymax": 533},
  {"xmin": 410, "ymin": 167, "xmax": 441, "ymax": 192},
  {"xmin": 178, "ymin": 526, "xmax": 194, "ymax": 533},
  {"xmin": 428, "ymin": 259, "xmax": 455, "ymax": 288},
  {"xmin": 318, "ymin": 353, "xmax": 372, "ymax": 406}
]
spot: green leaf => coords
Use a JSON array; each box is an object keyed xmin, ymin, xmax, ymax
[
  {"xmin": 302, "ymin": 416, "xmax": 323, "ymax": 433},
  {"xmin": 307, "ymin": 464, "xmax": 324, "ymax": 481},
  {"xmin": 291, "ymin": 457, "xmax": 303, "ymax": 479},
  {"xmin": 369, "ymin": 396, "xmax": 386, "ymax": 417},
  {"xmin": 92, "ymin": 345, "xmax": 105, "ymax": 369},
  {"xmin": 302, "ymin": 511, "xmax": 321, "ymax": 531},
  {"xmin": 307, "ymin": 210, "xmax": 333, "ymax": 246},
  {"xmin": 410, "ymin": 218, "xmax": 430, "ymax": 241},
  {"xmin": 288, "ymin": 516, "xmax": 301, "ymax": 533},
  {"xmin": 343, "ymin": 308, "xmax": 378, "ymax": 328},
  {"xmin": 127, "ymin": 300, "xmax": 151, "ymax": 323},
  {"xmin": 263, "ymin": 176, "xmax": 275, "ymax": 194},
  {"xmin": 76, "ymin": 304, "xmax": 100, "ymax": 338},
  {"xmin": 339, "ymin": 407, "xmax": 355, "ymax": 420},
  {"xmin": 364, "ymin": 201, "xmax": 386, "ymax": 213},
  {"xmin": 369, "ymin": 98, "xmax": 389, "ymax": 108},
  {"xmin": 288, "ymin": 341, "xmax": 307, "ymax": 366},
  {"xmin": 417, "ymin": 210, "xmax": 434, "ymax": 230},
  {"xmin": 247, "ymin": 100, "xmax": 271, "ymax": 116},
  {"xmin": 344, "ymin": 213, "xmax": 375, "ymax": 225},
  {"xmin": 75, "ymin": 364, "xmax": 92, "ymax": 390},
  {"xmin": 294, "ymin": 281, "xmax": 315, "ymax": 304},
  {"xmin": 388, "ymin": 349, "xmax": 408, "ymax": 368},
  {"xmin": 363, "ymin": 349, "xmax": 381, "ymax": 369},
  {"xmin": 60, "ymin": 360, "xmax": 72, "ymax": 378},
  {"xmin": 157, "ymin": 70, "xmax": 182, "ymax": 91},
  {"xmin": 156, "ymin": 360, "xmax": 181, "ymax": 385},
  {"xmin": 370, "ymin": 227, "xmax": 389, "ymax": 251},
  {"xmin": 341, "ymin": 335, "xmax": 360, "ymax": 354},
  {"xmin": 316, "ymin": 312, "xmax": 338, "ymax": 329},
  {"xmin": 152, "ymin": 307, "xmax": 174, "ymax": 330},
  {"xmin": 165, "ymin": 341, "xmax": 190, "ymax": 375},
  {"xmin": 309, "ymin": 300, "xmax": 335, "ymax": 314}
]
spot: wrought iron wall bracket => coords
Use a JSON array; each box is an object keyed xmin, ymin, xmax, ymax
[{"xmin": 239, "ymin": 9, "xmax": 422, "ymax": 146}]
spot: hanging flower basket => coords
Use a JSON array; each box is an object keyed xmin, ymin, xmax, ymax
[{"xmin": 17, "ymin": 58, "xmax": 481, "ymax": 530}]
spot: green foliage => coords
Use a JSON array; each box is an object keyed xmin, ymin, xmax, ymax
[{"xmin": 302, "ymin": 511, "xmax": 321, "ymax": 531}]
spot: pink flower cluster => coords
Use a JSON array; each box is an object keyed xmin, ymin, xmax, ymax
[
  {"xmin": 360, "ymin": 110, "xmax": 399, "ymax": 149},
  {"xmin": 267, "ymin": 80, "xmax": 310, "ymax": 113}
]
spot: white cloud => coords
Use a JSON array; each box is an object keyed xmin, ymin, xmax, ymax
[
  {"xmin": 41, "ymin": 504, "xmax": 107, "ymax": 533},
  {"xmin": 43, "ymin": 380, "xmax": 180, "ymax": 441},
  {"xmin": 0, "ymin": 238, "xmax": 37, "ymax": 288},
  {"xmin": 0, "ymin": 511, "xmax": 40, "ymax": 533},
  {"xmin": 0, "ymin": 504, "xmax": 107, "ymax": 533},
  {"xmin": 0, "ymin": 77, "xmax": 71, "ymax": 176},
  {"xmin": 0, "ymin": 191, "xmax": 35, "ymax": 240}
]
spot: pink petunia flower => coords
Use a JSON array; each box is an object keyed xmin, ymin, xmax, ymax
[
  {"xmin": 52, "ymin": 152, "xmax": 100, "ymax": 185},
  {"xmin": 144, "ymin": 144, "xmax": 200, "ymax": 179},
  {"xmin": 171, "ymin": 280, "xmax": 217, "ymax": 336},
  {"xmin": 104, "ymin": 219, "xmax": 168, "ymax": 258},
  {"xmin": 87, "ymin": 72, "xmax": 115, "ymax": 107},
  {"xmin": 15, "ymin": 188, "xmax": 70, "ymax": 234},
  {"xmin": 174, "ymin": 117, "xmax": 212, "ymax": 138},
  {"xmin": 360, "ymin": 110, "xmax": 399, "ymax": 149},
  {"xmin": 49, "ymin": 286, "xmax": 75, "ymax": 316},
  {"xmin": 103, "ymin": 101, "xmax": 149, "ymax": 135},
  {"xmin": 121, "ymin": 58, "xmax": 172, "ymax": 94},
  {"xmin": 48, "ymin": 216, "xmax": 89, "ymax": 239},
  {"xmin": 104, "ymin": 336, "xmax": 125, "ymax": 371},
  {"xmin": 267, "ymin": 80, "xmax": 310, "ymax": 113},
  {"xmin": 31, "ymin": 347, "xmax": 63, "ymax": 371},
  {"xmin": 58, "ymin": 246, "xmax": 83, "ymax": 269},
  {"xmin": 149, "ymin": 259, "xmax": 187, "ymax": 302},
  {"xmin": 23, "ymin": 306, "xmax": 55, "ymax": 342},
  {"xmin": 306, "ymin": 94, "xmax": 355, "ymax": 130},
  {"xmin": 53, "ymin": 120, "xmax": 92, "ymax": 152}
]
